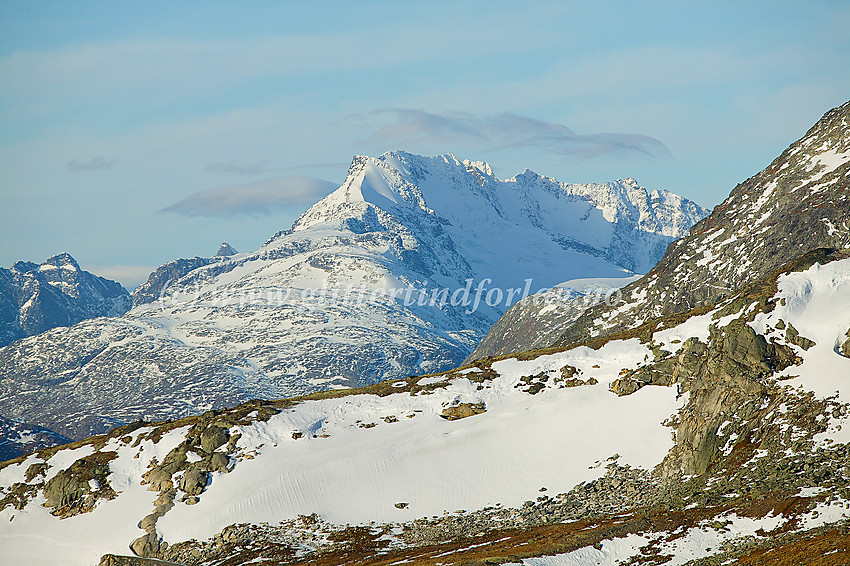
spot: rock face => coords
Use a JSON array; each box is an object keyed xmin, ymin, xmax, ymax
[
  {"xmin": 554, "ymin": 100, "xmax": 850, "ymax": 348},
  {"xmin": 0, "ymin": 152, "xmax": 706, "ymax": 443},
  {"xmin": 0, "ymin": 253, "xmax": 131, "ymax": 347},
  {"xmin": 131, "ymin": 256, "xmax": 221, "ymax": 307},
  {"xmin": 42, "ymin": 451, "xmax": 118, "ymax": 518}
]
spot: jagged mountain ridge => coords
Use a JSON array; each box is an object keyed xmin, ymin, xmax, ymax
[
  {"xmin": 0, "ymin": 253, "xmax": 131, "ymax": 348},
  {"xmin": 554, "ymin": 99, "xmax": 850, "ymax": 348},
  {"xmin": 0, "ymin": 151, "xmax": 707, "ymax": 443}
]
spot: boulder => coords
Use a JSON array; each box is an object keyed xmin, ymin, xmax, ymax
[
  {"xmin": 610, "ymin": 378, "xmax": 644, "ymax": 397},
  {"xmin": 43, "ymin": 451, "xmax": 117, "ymax": 518},
  {"xmin": 440, "ymin": 402, "xmax": 486, "ymax": 421},
  {"xmin": 130, "ymin": 532, "xmax": 159, "ymax": 558},
  {"xmin": 178, "ymin": 468, "xmax": 209, "ymax": 496},
  {"xmin": 207, "ymin": 452, "xmax": 230, "ymax": 473},
  {"xmin": 142, "ymin": 468, "xmax": 173, "ymax": 492}
]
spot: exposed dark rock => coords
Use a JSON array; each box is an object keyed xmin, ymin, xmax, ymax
[
  {"xmin": 785, "ymin": 322, "xmax": 816, "ymax": 351},
  {"xmin": 178, "ymin": 467, "xmax": 209, "ymax": 496},
  {"xmin": 207, "ymin": 452, "xmax": 230, "ymax": 473},
  {"xmin": 841, "ymin": 328, "xmax": 850, "ymax": 358},
  {"xmin": 661, "ymin": 321, "xmax": 800, "ymax": 476},
  {"xmin": 131, "ymin": 257, "xmax": 220, "ymax": 307},
  {"xmin": 99, "ymin": 554, "xmax": 184, "ymax": 566},
  {"xmin": 130, "ymin": 532, "xmax": 160, "ymax": 558},
  {"xmin": 199, "ymin": 425, "xmax": 229, "ymax": 453},
  {"xmin": 610, "ymin": 378, "xmax": 644, "ymax": 396},
  {"xmin": 43, "ymin": 451, "xmax": 118, "ymax": 518}
]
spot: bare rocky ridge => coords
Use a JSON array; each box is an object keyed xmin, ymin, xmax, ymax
[{"xmin": 468, "ymin": 278, "xmax": 637, "ymax": 360}]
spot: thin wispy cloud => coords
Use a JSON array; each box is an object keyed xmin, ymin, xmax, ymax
[
  {"xmin": 67, "ymin": 157, "xmax": 115, "ymax": 171},
  {"xmin": 353, "ymin": 110, "xmax": 672, "ymax": 160},
  {"xmin": 160, "ymin": 176, "xmax": 338, "ymax": 218},
  {"xmin": 206, "ymin": 160, "xmax": 275, "ymax": 175}
]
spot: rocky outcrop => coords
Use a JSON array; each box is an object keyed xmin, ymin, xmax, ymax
[
  {"xmin": 43, "ymin": 451, "xmax": 118, "ymax": 518},
  {"xmin": 130, "ymin": 257, "xmax": 219, "ymax": 306},
  {"xmin": 130, "ymin": 532, "xmax": 161, "ymax": 558},
  {"xmin": 99, "ymin": 554, "xmax": 183, "ymax": 566},
  {"xmin": 467, "ymin": 290, "xmax": 592, "ymax": 361},
  {"xmin": 662, "ymin": 321, "xmax": 799, "ymax": 475},
  {"xmin": 841, "ymin": 328, "xmax": 850, "ymax": 357},
  {"xmin": 785, "ymin": 322, "xmax": 816, "ymax": 351},
  {"xmin": 467, "ymin": 278, "xmax": 638, "ymax": 362}
]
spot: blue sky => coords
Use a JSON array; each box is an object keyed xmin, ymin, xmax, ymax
[{"xmin": 1, "ymin": 1, "xmax": 848, "ymax": 289}]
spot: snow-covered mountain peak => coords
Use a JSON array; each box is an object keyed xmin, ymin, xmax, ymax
[
  {"xmin": 42, "ymin": 252, "xmax": 80, "ymax": 270},
  {"xmin": 215, "ymin": 242, "xmax": 238, "ymax": 257},
  {"xmin": 290, "ymin": 151, "xmax": 707, "ymax": 274},
  {"xmin": 461, "ymin": 157, "xmax": 496, "ymax": 181},
  {"xmin": 0, "ymin": 151, "xmax": 707, "ymax": 444},
  {"xmin": 0, "ymin": 253, "xmax": 131, "ymax": 350}
]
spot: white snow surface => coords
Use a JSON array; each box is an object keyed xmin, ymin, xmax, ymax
[{"xmin": 750, "ymin": 258, "xmax": 850, "ymax": 405}]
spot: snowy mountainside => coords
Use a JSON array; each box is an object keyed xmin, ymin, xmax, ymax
[
  {"xmin": 1, "ymin": 248, "xmax": 848, "ymax": 566},
  {"xmin": 0, "ymin": 253, "xmax": 131, "ymax": 348},
  {"xmin": 0, "ymin": 151, "xmax": 706, "ymax": 442},
  {"xmin": 557, "ymin": 99, "xmax": 850, "ymax": 348},
  {"xmin": 468, "ymin": 275, "xmax": 639, "ymax": 360}
]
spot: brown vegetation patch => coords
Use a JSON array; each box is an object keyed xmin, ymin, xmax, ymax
[{"xmin": 732, "ymin": 525, "xmax": 850, "ymax": 566}]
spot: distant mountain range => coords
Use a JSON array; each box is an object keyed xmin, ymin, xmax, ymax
[
  {"xmin": 0, "ymin": 151, "xmax": 707, "ymax": 449},
  {"xmin": 0, "ymin": 252, "xmax": 130, "ymax": 348},
  {"xmin": 471, "ymin": 99, "xmax": 850, "ymax": 361}
]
